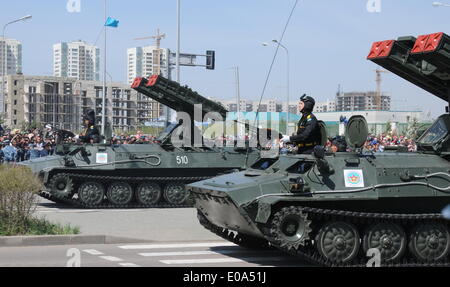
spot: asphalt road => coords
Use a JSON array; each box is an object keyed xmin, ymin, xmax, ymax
[
  {"xmin": 35, "ymin": 197, "xmax": 220, "ymax": 242},
  {"xmin": 0, "ymin": 197, "xmax": 312, "ymax": 267},
  {"xmin": 0, "ymin": 241, "xmax": 305, "ymax": 267}
]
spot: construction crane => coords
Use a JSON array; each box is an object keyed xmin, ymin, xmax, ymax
[
  {"xmin": 134, "ymin": 29, "xmax": 166, "ymax": 75},
  {"xmin": 374, "ymin": 68, "xmax": 389, "ymax": 110}
]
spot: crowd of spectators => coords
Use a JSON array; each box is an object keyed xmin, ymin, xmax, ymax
[
  {"xmin": 0, "ymin": 125, "xmax": 161, "ymax": 163},
  {"xmin": 1, "ymin": 121, "xmax": 418, "ymax": 163},
  {"xmin": 325, "ymin": 134, "xmax": 417, "ymax": 153},
  {"xmin": 110, "ymin": 131, "xmax": 157, "ymax": 145},
  {"xmin": 363, "ymin": 134, "xmax": 417, "ymax": 153},
  {"xmin": 0, "ymin": 125, "xmax": 56, "ymax": 163}
]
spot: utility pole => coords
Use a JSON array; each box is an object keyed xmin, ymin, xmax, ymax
[
  {"xmin": 101, "ymin": 0, "xmax": 107, "ymax": 138},
  {"xmin": 177, "ymin": 0, "xmax": 181, "ymax": 83}
]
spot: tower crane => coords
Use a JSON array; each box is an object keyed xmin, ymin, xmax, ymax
[{"xmin": 134, "ymin": 29, "xmax": 166, "ymax": 75}]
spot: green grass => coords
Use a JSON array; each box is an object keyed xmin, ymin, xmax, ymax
[{"xmin": 0, "ymin": 216, "xmax": 80, "ymax": 236}]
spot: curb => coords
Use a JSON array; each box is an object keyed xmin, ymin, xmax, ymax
[{"xmin": 0, "ymin": 235, "xmax": 154, "ymax": 247}]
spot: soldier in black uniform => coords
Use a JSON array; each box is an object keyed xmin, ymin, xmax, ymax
[
  {"xmin": 281, "ymin": 94, "xmax": 321, "ymax": 154},
  {"xmin": 78, "ymin": 109, "xmax": 100, "ymax": 143}
]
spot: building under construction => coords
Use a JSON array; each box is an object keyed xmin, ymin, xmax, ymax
[
  {"xmin": 1, "ymin": 74, "xmax": 162, "ymax": 131},
  {"xmin": 336, "ymin": 91, "xmax": 391, "ymax": 111}
]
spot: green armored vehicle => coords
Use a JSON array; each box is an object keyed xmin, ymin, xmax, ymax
[
  {"xmin": 189, "ymin": 32, "xmax": 450, "ymax": 266},
  {"xmin": 20, "ymin": 75, "xmax": 262, "ymax": 208}
]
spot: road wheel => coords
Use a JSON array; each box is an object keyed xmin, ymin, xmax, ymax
[
  {"xmin": 136, "ymin": 182, "xmax": 162, "ymax": 205},
  {"xmin": 409, "ymin": 223, "xmax": 450, "ymax": 262},
  {"xmin": 363, "ymin": 222, "xmax": 406, "ymax": 263},
  {"xmin": 316, "ymin": 221, "xmax": 360, "ymax": 264},
  {"xmin": 78, "ymin": 182, "xmax": 105, "ymax": 206},
  {"xmin": 107, "ymin": 182, "xmax": 133, "ymax": 206},
  {"xmin": 163, "ymin": 182, "xmax": 188, "ymax": 205}
]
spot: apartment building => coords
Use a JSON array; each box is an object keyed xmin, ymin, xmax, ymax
[{"xmin": 53, "ymin": 41, "xmax": 100, "ymax": 81}]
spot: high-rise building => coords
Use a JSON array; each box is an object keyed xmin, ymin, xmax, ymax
[
  {"xmin": 0, "ymin": 37, "xmax": 22, "ymax": 113},
  {"xmin": 127, "ymin": 46, "xmax": 170, "ymax": 85},
  {"xmin": 0, "ymin": 37, "xmax": 22, "ymax": 75},
  {"xmin": 53, "ymin": 41, "xmax": 100, "ymax": 81}
]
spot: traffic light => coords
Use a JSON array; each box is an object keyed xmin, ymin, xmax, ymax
[{"xmin": 206, "ymin": 50, "xmax": 215, "ymax": 70}]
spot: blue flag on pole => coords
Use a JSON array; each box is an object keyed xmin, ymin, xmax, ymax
[{"xmin": 105, "ymin": 17, "xmax": 119, "ymax": 27}]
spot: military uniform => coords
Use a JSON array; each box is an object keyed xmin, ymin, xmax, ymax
[
  {"xmin": 283, "ymin": 95, "xmax": 321, "ymax": 154},
  {"xmin": 79, "ymin": 125, "xmax": 100, "ymax": 143},
  {"xmin": 290, "ymin": 112, "xmax": 321, "ymax": 154},
  {"xmin": 79, "ymin": 109, "xmax": 100, "ymax": 143}
]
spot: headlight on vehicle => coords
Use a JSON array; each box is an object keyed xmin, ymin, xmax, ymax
[{"xmin": 289, "ymin": 176, "xmax": 308, "ymax": 193}]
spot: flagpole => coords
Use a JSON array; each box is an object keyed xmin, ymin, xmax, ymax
[{"xmin": 101, "ymin": 0, "xmax": 107, "ymax": 139}]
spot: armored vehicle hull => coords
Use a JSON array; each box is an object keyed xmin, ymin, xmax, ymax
[
  {"xmin": 188, "ymin": 32, "xmax": 450, "ymax": 266},
  {"xmin": 24, "ymin": 143, "xmax": 258, "ymax": 208},
  {"xmin": 190, "ymin": 152, "xmax": 450, "ymax": 266}
]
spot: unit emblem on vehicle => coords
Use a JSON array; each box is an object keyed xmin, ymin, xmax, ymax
[
  {"xmin": 344, "ymin": 170, "xmax": 364, "ymax": 188},
  {"xmin": 96, "ymin": 153, "xmax": 108, "ymax": 164}
]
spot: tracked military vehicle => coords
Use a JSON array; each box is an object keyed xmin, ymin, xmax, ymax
[
  {"xmin": 21, "ymin": 75, "xmax": 263, "ymax": 208},
  {"xmin": 189, "ymin": 32, "xmax": 450, "ymax": 266}
]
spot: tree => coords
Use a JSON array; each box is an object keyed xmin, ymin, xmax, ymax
[
  {"xmin": 20, "ymin": 120, "xmax": 39, "ymax": 132},
  {"xmin": 405, "ymin": 117, "xmax": 420, "ymax": 139},
  {"xmin": 385, "ymin": 120, "xmax": 392, "ymax": 135}
]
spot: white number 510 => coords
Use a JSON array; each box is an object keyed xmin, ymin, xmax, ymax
[{"xmin": 176, "ymin": 156, "xmax": 189, "ymax": 165}]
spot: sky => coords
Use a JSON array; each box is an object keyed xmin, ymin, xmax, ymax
[{"xmin": 0, "ymin": 0, "xmax": 448, "ymax": 118}]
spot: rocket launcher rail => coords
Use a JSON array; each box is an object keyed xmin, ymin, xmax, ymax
[
  {"xmin": 131, "ymin": 75, "xmax": 228, "ymax": 119},
  {"xmin": 367, "ymin": 32, "xmax": 450, "ymax": 103}
]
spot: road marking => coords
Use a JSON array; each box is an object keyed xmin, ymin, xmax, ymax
[
  {"xmin": 118, "ymin": 242, "xmax": 236, "ymax": 250},
  {"xmin": 139, "ymin": 249, "xmax": 279, "ymax": 257},
  {"xmin": 99, "ymin": 256, "xmax": 123, "ymax": 262},
  {"xmin": 83, "ymin": 249, "xmax": 104, "ymax": 255},
  {"xmin": 160, "ymin": 257, "xmax": 287, "ymax": 265},
  {"xmin": 119, "ymin": 263, "xmax": 140, "ymax": 267}
]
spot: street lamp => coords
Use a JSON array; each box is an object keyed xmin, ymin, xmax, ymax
[
  {"xmin": 432, "ymin": 2, "xmax": 450, "ymax": 7},
  {"xmin": 1, "ymin": 15, "xmax": 32, "ymax": 114},
  {"xmin": 262, "ymin": 39, "xmax": 290, "ymax": 134}
]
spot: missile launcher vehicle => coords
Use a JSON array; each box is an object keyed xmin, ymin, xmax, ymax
[
  {"xmin": 20, "ymin": 75, "xmax": 263, "ymax": 208},
  {"xmin": 189, "ymin": 32, "xmax": 450, "ymax": 266}
]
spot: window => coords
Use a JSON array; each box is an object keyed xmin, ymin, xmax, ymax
[{"xmin": 14, "ymin": 100, "xmax": 17, "ymax": 105}]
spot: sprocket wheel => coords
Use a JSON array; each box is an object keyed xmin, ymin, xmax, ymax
[
  {"xmin": 48, "ymin": 174, "xmax": 74, "ymax": 199},
  {"xmin": 270, "ymin": 206, "xmax": 312, "ymax": 250},
  {"xmin": 136, "ymin": 182, "xmax": 162, "ymax": 205},
  {"xmin": 316, "ymin": 221, "xmax": 360, "ymax": 264},
  {"xmin": 409, "ymin": 223, "xmax": 450, "ymax": 262},
  {"xmin": 107, "ymin": 182, "xmax": 133, "ymax": 205},
  {"xmin": 78, "ymin": 182, "xmax": 105, "ymax": 206},
  {"xmin": 363, "ymin": 222, "xmax": 406, "ymax": 263},
  {"xmin": 163, "ymin": 182, "xmax": 188, "ymax": 205}
]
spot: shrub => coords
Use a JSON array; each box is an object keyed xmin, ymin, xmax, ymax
[{"xmin": 0, "ymin": 165, "xmax": 43, "ymax": 234}]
